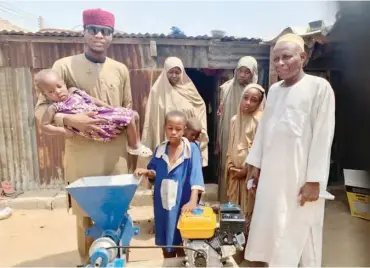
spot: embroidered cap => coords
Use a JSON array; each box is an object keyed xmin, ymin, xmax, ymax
[{"xmin": 83, "ymin": 8, "xmax": 115, "ymax": 29}]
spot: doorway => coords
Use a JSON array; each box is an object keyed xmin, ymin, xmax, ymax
[{"xmin": 185, "ymin": 68, "xmax": 221, "ymax": 183}]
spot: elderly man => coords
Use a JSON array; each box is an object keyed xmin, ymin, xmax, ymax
[
  {"xmin": 244, "ymin": 33, "xmax": 335, "ymax": 267},
  {"xmin": 34, "ymin": 9, "xmax": 132, "ymax": 264}
]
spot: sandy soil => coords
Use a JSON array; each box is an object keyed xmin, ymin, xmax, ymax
[{"xmin": 0, "ymin": 188, "xmax": 369, "ymax": 267}]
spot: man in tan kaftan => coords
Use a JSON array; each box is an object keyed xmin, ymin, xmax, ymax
[{"xmin": 34, "ymin": 9, "xmax": 132, "ymax": 264}]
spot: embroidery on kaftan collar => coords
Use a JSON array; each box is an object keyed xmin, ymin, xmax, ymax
[{"xmin": 155, "ymin": 137, "xmax": 191, "ymax": 159}]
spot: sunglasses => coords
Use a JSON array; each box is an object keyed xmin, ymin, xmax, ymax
[{"xmin": 86, "ymin": 26, "xmax": 113, "ymax": 37}]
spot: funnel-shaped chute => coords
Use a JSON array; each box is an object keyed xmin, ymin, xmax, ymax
[{"xmin": 66, "ymin": 174, "xmax": 140, "ymax": 230}]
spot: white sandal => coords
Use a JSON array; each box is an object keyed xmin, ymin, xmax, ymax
[
  {"xmin": 127, "ymin": 144, "xmax": 153, "ymax": 157},
  {"xmin": 0, "ymin": 207, "xmax": 12, "ymax": 220}
]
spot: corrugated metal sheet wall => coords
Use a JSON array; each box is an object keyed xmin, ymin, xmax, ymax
[
  {"xmin": 209, "ymin": 40, "xmax": 270, "ymax": 69},
  {"xmin": 130, "ymin": 69, "xmax": 162, "ymax": 133},
  {"xmin": 0, "ymin": 67, "xmax": 39, "ymax": 191}
]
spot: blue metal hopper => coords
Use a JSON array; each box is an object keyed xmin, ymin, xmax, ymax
[{"xmin": 65, "ymin": 174, "xmax": 140, "ymax": 231}]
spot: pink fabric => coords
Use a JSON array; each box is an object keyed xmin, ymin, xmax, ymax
[{"xmin": 53, "ymin": 89, "xmax": 133, "ymax": 142}]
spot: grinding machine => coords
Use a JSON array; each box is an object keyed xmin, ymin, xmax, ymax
[{"xmin": 66, "ymin": 174, "xmax": 245, "ymax": 268}]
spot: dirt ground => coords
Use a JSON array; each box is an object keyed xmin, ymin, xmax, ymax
[{"xmin": 0, "ymin": 188, "xmax": 369, "ymax": 267}]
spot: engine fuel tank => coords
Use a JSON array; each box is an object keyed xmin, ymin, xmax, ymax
[{"xmin": 177, "ymin": 206, "xmax": 217, "ymax": 239}]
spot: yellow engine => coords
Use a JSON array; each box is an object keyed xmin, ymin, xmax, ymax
[
  {"xmin": 177, "ymin": 206, "xmax": 217, "ymax": 239},
  {"xmin": 177, "ymin": 203, "xmax": 246, "ymax": 267}
]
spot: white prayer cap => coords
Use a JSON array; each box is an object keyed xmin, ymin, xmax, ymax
[{"xmin": 276, "ymin": 33, "xmax": 305, "ymax": 51}]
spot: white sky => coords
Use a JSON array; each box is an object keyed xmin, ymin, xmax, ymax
[{"xmin": 0, "ymin": 1, "xmax": 338, "ymax": 40}]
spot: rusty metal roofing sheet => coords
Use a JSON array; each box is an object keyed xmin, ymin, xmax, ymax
[
  {"xmin": 0, "ymin": 41, "xmax": 152, "ymax": 70},
  {"xmin": 0, "ymin": 67, "xmax": 40, "ymax": 191},
  {"xmin": 0, "ymin": 30, "xmax": 263, "ymax": 42}
]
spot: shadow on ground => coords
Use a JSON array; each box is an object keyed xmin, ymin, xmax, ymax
[
  {"xmin": 13, "ymin": 250, "xmax": 80, "ymax": 267},
  {"xmin": 239, "ymin": 186, "xmax": 370, "ymax": 267},
  {"xmin": 132, "ymin": 218, "xmax": 155, "ymax": 241},
  {"xmin": 322, "ymin": 186, "xmax": 370, "ymax": 267}
]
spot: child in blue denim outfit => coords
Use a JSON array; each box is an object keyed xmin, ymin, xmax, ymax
[{"xmin": 134, "ymin": 111, "xmax": 205, "ymax": 258}]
